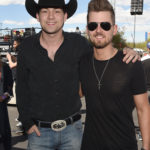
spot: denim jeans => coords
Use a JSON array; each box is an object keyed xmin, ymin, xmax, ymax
[{"xmin": 27, "ymin": 120, "xmax": 83, "ymax": 150}]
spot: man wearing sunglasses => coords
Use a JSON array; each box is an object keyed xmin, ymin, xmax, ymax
[{"xmin": 80, "ymin": 0, "xmax": 150, "ymax": 150}]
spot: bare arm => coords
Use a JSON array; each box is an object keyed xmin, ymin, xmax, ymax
[
  {"xmin": 6, "ymin": 53, "xmax": 17, "ymax": 68},
  {"xmin": 134, "ymin": 93, "xmax": 150, "ymax": 150},
  {"xmin": 123, "ymin": 47, "xmax": 141, "ymax": 64}
]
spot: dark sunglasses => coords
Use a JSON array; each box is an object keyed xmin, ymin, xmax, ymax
[{"xmin": 87, "ymin": 22, "xmax": 113, "ymax": 31}]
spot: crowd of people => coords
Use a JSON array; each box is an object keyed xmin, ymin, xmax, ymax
[{"xmin": 0, "ymin": 0, "xmax": 150, "ymax": 150}]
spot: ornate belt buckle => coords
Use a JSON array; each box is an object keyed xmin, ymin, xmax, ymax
[{"xmin": 51, "ymin": 120, "xmax": 67, "ymax": 131}]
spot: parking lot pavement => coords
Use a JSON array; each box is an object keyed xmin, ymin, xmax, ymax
[
  {"xmin": 8, "ymin": 97, "xmax": 142, "ymax": 150},
  {"xmin": 8, "ymin": 106, "xmax": 27, "ymax": 150}
]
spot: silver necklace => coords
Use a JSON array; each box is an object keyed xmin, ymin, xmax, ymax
[{"xmin": 92, "ymin": 56, "xmax": 110, "ymax": 91}]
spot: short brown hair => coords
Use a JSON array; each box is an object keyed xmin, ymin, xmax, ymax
[{"xmin": 87, "ymin": 0, "xmax": 115, "ymax": 24}]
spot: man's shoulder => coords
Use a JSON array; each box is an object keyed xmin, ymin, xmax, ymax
[
  {"xmin": 80, "ymin": 51, "xmax": 93, "ymax": 63},
  {"xmin": 114, "ymin": 50, "xmax": 138, "ymax": 67},
  {"xmin": 64, "ymin": 32, "xmax": 92, "ymax": 53},
  {"xmin": 64, "ymin": 31, "xmax": 87, "ymax": 42},
  {"xmin": 19, "ymin": 33, "xmax": 39, "ymax": 52},
  {"xmin": 22, "ymin": 33, "xmax": 39, "ymax": 44},
  {"xmin": 116, "ymin": 50, "xmax": 124, "ymax": 58},
  {"xmin": 113, "ymin": 50, "xmax": 124, "ymax": 63}
]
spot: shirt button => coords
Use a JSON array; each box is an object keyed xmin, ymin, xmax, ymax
[{"xmin": 56, "ymin": 92, "xmax": 59, "ymax": 95}]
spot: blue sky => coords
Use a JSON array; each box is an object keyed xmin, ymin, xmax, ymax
[{"xmin": 0, "ymin": 0, "xmax": 150, "ymax": 43}]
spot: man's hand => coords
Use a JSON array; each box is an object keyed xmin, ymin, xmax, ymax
[
  {"xmin": 27, "ymin": 125, "xmax": 41, "ymax": 136},
  {"xmin": 123, "ymin": 47, "xmax": 141, "ymax": 64}
]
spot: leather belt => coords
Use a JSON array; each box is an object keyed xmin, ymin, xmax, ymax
[{"xmin": 35, "ymin": 113, "xmax": 81, "ymax": 131}]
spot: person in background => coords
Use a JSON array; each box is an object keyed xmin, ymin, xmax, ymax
[
  {"xmin": 141, "ymin": 42, "xmax": 150, "ymax": 61},
  {"xmin": 6, "ymin": 37, "xmax": 24, "ymax": 134},
  {"xmin": 6, "ymin": 37, "xmax": 22, "ymax": 77},
  {"xmin": 16, "ymin": 0, "xmax": 139, "ymax": 150},
  {"xmin": 0, "ymin": 56, "xmax": 13, "ymax": 150},
  {"xmin": 80, "ymin": 0, "xmax": 150, "ymax": 150},
  {"xmin": 75, "ymin": 26, "xmax": 81, "ymax": 34}
]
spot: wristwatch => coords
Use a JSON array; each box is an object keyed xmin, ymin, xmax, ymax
[{"xmin": 141, "ymin": 148, "xmax": 146, "ymax": 150}]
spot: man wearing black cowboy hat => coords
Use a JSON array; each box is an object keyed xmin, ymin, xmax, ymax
[
  {"xmin": 17, "ymin": 1, "xmax": 88, "ymax": 150},
  {"xmin": 16, "ymin": 0, "xmax": 139, "ymax": 150}
]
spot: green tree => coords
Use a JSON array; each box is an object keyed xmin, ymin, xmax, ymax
[{"xmin": 112, "ymin": 29, "xmax": 127, "ymax": 49}]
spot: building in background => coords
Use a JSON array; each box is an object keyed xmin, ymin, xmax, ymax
[{"xmin": 145, "ymin": 32, "xmax": 150, "ymax": 41}]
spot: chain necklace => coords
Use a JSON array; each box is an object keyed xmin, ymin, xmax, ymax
[{"xmin": 92, "ymin": 56, "xmax": 110, "ymax": 91}]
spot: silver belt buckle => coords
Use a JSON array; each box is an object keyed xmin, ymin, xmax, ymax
[{"xmin": 51, "ymin": 120, "xmax": 67, "ymax": 131}]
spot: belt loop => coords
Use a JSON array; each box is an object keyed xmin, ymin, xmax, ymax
[{"xmin": 69, "ymin": 116, "xmax": 73, "ymax": 124}]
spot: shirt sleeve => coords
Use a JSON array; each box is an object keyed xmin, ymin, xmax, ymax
[
  {"xmin": 131, "ymin": 61, "xmax": 147, "ymax": 95},
  {"xmin": 16, "ymin": 43, "xmax": 34, "ymax": 131}
]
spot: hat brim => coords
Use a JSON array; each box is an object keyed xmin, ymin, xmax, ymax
[{"xmin": 25, "ymin": 0, "xmax": 77, "ymax": 19}]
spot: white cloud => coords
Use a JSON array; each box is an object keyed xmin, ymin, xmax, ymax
[
  {"xmin": 66, "ymin": 13, "xmax": 87, "ymax": 24},
  {"xmin": 0, "ymin": 0, "xmax": 24, "ymax": 5},
  {"xmin": 64, "ymin": 28, "xmax": 75, "ymax": 32},
  {"xmin": 145, "ymin": 0, "xmax": 150, "ymax": 5},
  {"xmin": 111, "ymin": 3, "xmax": 150, "ymax": 35},
  {"xmin": 29, "ymin": 18, "xmax": 39, "ymax": 25},
  {"xmin": 109, "ymin": 0, "xmax": 130, "ymax": 7},
  {"xmin": 2, "ymin": 20, "xmax": 24, "ymax": 25}
]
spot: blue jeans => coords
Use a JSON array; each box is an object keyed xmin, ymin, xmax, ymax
[{"xmin": 27, "ymin": 120, "xmax": 83, "ymax": 150}]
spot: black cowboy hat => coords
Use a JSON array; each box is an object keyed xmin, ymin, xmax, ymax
[{"xmin": 25, "ymin": 0, "xmax": 77, "ymax": 19}]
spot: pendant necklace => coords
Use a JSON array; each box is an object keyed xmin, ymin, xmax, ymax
[{"xmin": 92, "ymin": 55, "xmax": 110, "ymax": 91}]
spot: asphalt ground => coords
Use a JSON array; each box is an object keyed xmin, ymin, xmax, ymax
[{"xmin": 7, "ymin": 97, "xmax": 142, "ymax": 150}]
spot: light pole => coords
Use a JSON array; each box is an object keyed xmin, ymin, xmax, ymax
[
  {"xmin": 130, "ymin": 0, "xmax": 144, "ymax": 48},
  {"xmin": 133, "ymin": 14, "xmax": 136, "ymax": 48}
]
